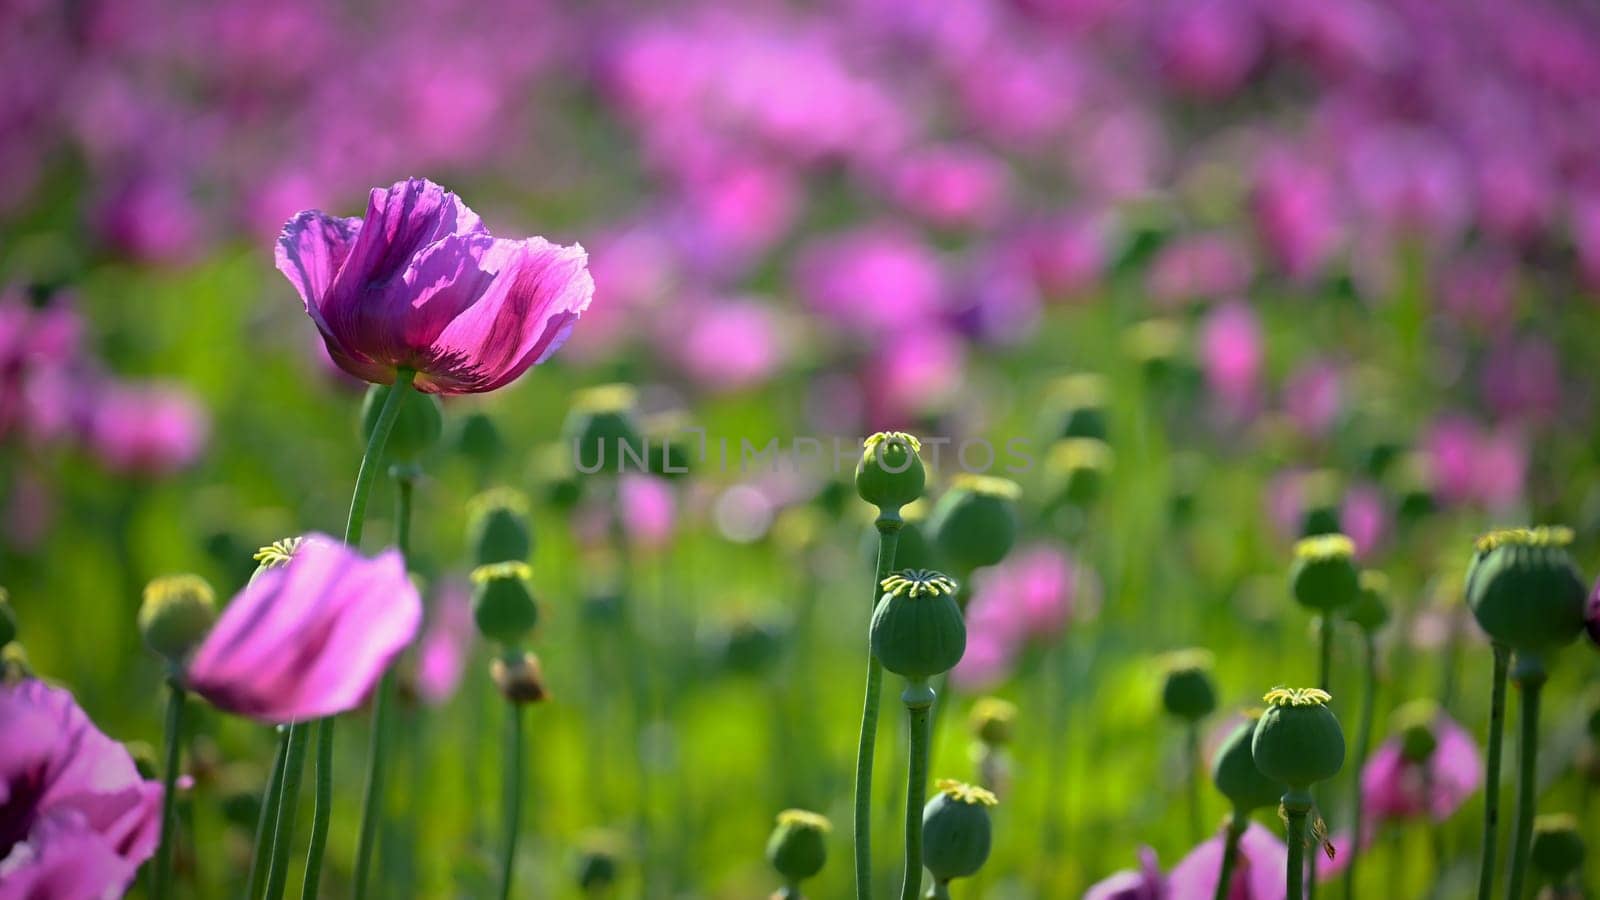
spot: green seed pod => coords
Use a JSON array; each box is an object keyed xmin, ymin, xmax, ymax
[
  {"xmin": 929, "ymin": 475, "xmax": 1020, "ymax": 574},
  {"xmin": 139, "ymin": 574, "xmax": 217, "ymax": 664},
  {"xmin": 922, "ymin": 780, "xmax": 998, "ymax": 882},
  {"xmin": 1045, "ymin": 438, "xmax": 1113, "ymax": 509},
  {"xmin": 1465, "ymin": 527, "xmax": 1587, "ymax": 654},
  {"xmin": 713, "ymin": 617, "xmax": 785, "ymax": 676},
  {"xmin": 575, "ymin": 830, "xmax": 624, "ymax": 893},
  {"xmin": 1251, "ymin": 687, "xmax": 1345, "ymax": 790},
  {"xmin": 1530, "ymin": 814, "xmax": 1585, "ymax": 880},
  {"xmin": 360, "ymin": 382, "xmax": 443, "ymax": 463},
  {"xmin": 855, "ymin": 432, "xmax": 926, "ymax": 511},
  {"xmin": 1345, "ymin": 570, "xmax": 1391, "ymax": 632},
  {"xmin": 1298, "ymin": 470, "xmax": 1344, "ymax": 538},
  {"xmin": 1391, "ymin": 699, "xmax": 1441, "ymax": 764},
  {"xmin": 491, "ymin": 651, "xmax": 548, "ymax": 705},
  {"xmin": 456, "ymin": 410, "xmax": 504, "ymax": 470},
  {"xmin": 1212, "ymin": 712, "xmax": 1285, "ymax": 812},
  {"xmin": 467, "ymin": 488, "xmax": 534, "ymax": 565},
  {"xmin": 1041, "ymin": 373, "xmax": 1109, "ymax": 442},
  {"xmin": 766, "ymin": 808, "xmax": 830, "ymax": 884},
  {"xmin": 969, "ymin": 697, "xmax": 1017, "ymax": 747},
  {"xmin": 531, "ymin": 442, "xmax": 584, "ymax": 512},
  {"xmin": 471, "ymin": 562, "xmax": 539, "ymax": 645},
  {"xmin": 1290, "ymin": 534, "xmax": 1360, "ymax": 612},
  {"xmin": 870, "ymin": 570, "xmax": 966, "ymax": 680},
  {"xmin": 0, "ymin": 588, "xmax": 15, "ymax": 648},
  {"xmin": 1391, "ymin": 452, "xmax": 1437, "ymax": 522},
  {"xmin": 1160, "ymin": 649, "xmax": 1218, "ymax": 722},
  {"xmin": 1125, "ymin": 317, "xmax": 1190, "ymax": 386},
  {"xmin": 564, "ymin": 384, "xmax": 644, "ymax": 476},
  {"xmin": 642, "ymin": 410, "xmax": 696, "ymax": 479}
]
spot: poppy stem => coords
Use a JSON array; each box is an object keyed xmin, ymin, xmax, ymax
[
  {"xmin": 1309, "ymin": 615, "xmax": 1334, "ymax": 899},
  {"xmin": 1187, "ymin": 721, "xmax": 1203, "ymax": 843},
  {"xmin": 900, "ymin": 680, "xmax": 934, "ymax": 900},
  {"xmin": 247, "ymin": 729, "xmax": 291, "ymax": 899},
  {"xmin": 263, "ymin": 723, "xmax": 310, "ymax": 900},
  {"xmin": 1504, "ymin": 654, "xmax": 1546, "ymax": 900},
  {"xmin": 1476, "ymin": 643, "xmax": 1511, "ymax": 900},
  {"xmin": 498, "ymin": 699, "xmax": 526, "ymax": 900},
  {"xmin": 152, "ymin": 674, "xmax": 186, "ymax": 900},
  {"xmin": 926, "ymin": 879, "xmax": 952, "ymax": 899},
  {"xmin": 854, "ymin": 511, "xmax": 902, "ymax": 900},
  {"xmin": 1212, "ymin": 811, "xmax": 1248, "ymax": 900},
  {"xmin": 1286, "ymin": 804, "xmax": 1308, "ymax": 900},
  {"xmin": 1344, "ymin": 630, "xmax": 1378, "ymax": 900}
]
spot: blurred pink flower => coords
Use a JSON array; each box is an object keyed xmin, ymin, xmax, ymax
[
  {"xmin": 1198, "ymin": 300, "xmax": 1262, "ymax": 418},
  {"xmin": 1153, "ymin": 0, "xmax": 1264, "ymax": 98},
  {"xmin": 619, "ymin": 474, "xmax": 677, "ymax": 551},
  {"xmin": 1147, "ymin": 235, "xmax": 1253, "ymax": 307},
  {"xmin": 1340, "ymin": 483, "xmax": 1389, "ymax": 559},
  {"xmin": 673, "ymin": 298, "xmax": 786, "ymax": 392},
  {"xmin": 1167, "ymin": 820, "xmax": 1287, "ymax": 899},
  {"xmin": 92, "ymin": 172, "xmax": 203, "ymax": 265},
  {"xmin": 1480, "ymin": 337, "xmax": 1562, "ymax": 425},
  {"xmin": 86, "ymin": 381, "xmax": 209, "ymax": 476},
  {"xmin": 1345, "ymin": 127, "xmax": 1471, "ymax": 244},
  {"xmin": 794, "ymin": 225, "xmax": 945, "ymax": 338},
  {"xmin": 1438, "ymin": 254, "xmax": 1516, "ymax": 333},
  {"xmin": 952, "ymin": 544, "xmax": 1098, "ymax": 690},
  {"xmin": 1473, "ymin": 151, "xmax": 1554, "ymax": 244},
  {"xmin": 1084, "ymin": 846, "xmax": 1164, "ymax": 900},
  {"xmin": 1251, "ymin": 151, "xmax": 1342, "ymax": 281},
  {"xmin": 415, "ymin": 580, "xmax": 474, "ymax": 707},
  {"xmin": 865, "ymin": 328, "xmax": 965, "ymax": 425},
  {"xmin": 1014, "ymin": 212, "xmax": 1114, "ymax": 299},
  {"xmin": 1422, "ymin": 416, "xmax": 1525, "ymax": 511},
  {"xmin": 1281, "ymin": 360, "xmax": 1342, "ymax": 438},
  {"xmin": 1586, "ymin": 576, "xmax": 1600, "ymax": 649},
  {"xmin": 887, "ymin": 144, "xmax": 1014, "ymax": 230}
]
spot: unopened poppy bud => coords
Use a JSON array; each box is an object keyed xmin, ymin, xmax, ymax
[
  {"xmin": 467, "ymin": 488, "xmax": 533, "ymax": 565},
  {"xmin": 1290, "ymin": 534, "xmax": 1359, "ymax": 612},
  {"xmin": 1297, "ymin": 470, "xmax": 1343, "ymax": 538},
  {"xmin": 1392, "ymin": 452, "xmax": 1437, "ymax": 521},
  {"xmin": 1212, "ymin": 712, "xmax": 1284, "ymax": 812},
  {"xmin": 1045, "ymin": 438, "xmax": 1112, "ymax": 508},
  {"xmin": 250, "ymin": 536, "xmax": 303, "ymax": 584},
  {"xmin": 565, "ymin": 384, "xmax": 643, "ymax": 476},
  {"xmin": 1041, "ymin": 373, "xmax": 1109, "ymax": 442},
  {"xmin": 922, "ymin": 779, "xmax": 997, "ymax": 883},
  {"xmin": 456, "ymin": 411, "xmax": 504, "ymax": 469},
  {"xmin": 471, "ymin": 562, "xmax": 538, "ymax": 645},
  {"xmin": 1160, "ymin": 649, "xmax": 1218, "ymax": 722},
  {"xmin": 855, "ymin": 432, "xmax": 926, "ymax": 511},
  {"xmin": 929, "ymin": 475, "xmax": 1020, "ymax": 574},
  {"xmin": 575, "ymin": 830, "xmax": 624, "ymax": 893},
  {"xmin": 1466, "ymin": 527, "xmax": 1586, "ymax": 654},
  {"xmin": 360, "ymin": 382, "xmax": 443, "ymax": 463},
  {"xmin": 871, "ymin": 570, "xmax": 966, "ymax": 680},
  {"xmin": 491, "ymin": 651, "xmax": 548, "ymax": 704},
  {"xmin": 1391, "ymin": 699, "xmax": 1441, "ymax": 763},
  {"xmin": 532, "ymin": 443, "xmax": 584, "ymax": 511},
  {"xmin": 1345, "ymin": 570, "xmax": 1391, "ymax": 632},
  {"xmin": 139, "ymin": 574, "xmax": 217, "ymax": 664},
  {"xmin": 1530, "ymin": 814, "xmax": 1585, "ymax": 881},
  {"xmin": 643, "ymin": 410, "xmax": 695, "ymax": 479},
  {"xmin": 1251, "ymin": 688, "xmax": 1345, "ymax": 794},
  {"xmin": 0, "ymin": 588, "xmax": 15, "ymax": 648},
  {"xmin": 766, "ymin": 808, "xmax": 830, "ymax": 885},
  {"xmin": 969, "ymin": 697, "xmax": 1017, "ymax": 746}
]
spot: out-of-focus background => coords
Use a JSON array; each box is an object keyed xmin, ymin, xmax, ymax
[{"xmin": 3, "ymin": 0, "xmax": 1600, "ymax": 897}]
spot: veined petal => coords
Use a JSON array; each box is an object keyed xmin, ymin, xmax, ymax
[{"xmin": 275, "ymin": 210, "xmax": 361, "ymax": 326}]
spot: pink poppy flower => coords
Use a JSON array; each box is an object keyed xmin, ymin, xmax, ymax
[
  {"xmin": 85, "ymin": 381, "xmax": 209, "ymax": 476},
  {"xmin": 1085, "ymin": 846, "xmax": 1165, "ymax": 899},
  {"xmin": 1198, "ymin": 300, "xmax": 1262, "ymax": 418},
  {"xmin": 415, "ymin": 580, "xmax": 474, "ymax": 707},
  {"xmin": 1167, "ymin": 821, "xmax": 1287, "ymax": 899}
]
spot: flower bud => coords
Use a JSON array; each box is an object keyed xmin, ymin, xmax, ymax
[
  {"xmin": 766, "ymin": 809, "xmax": 830, "ymax": 885},
  {"xmin": 456, "ymin": 410, "xmax": 504, "ymax": 470},
  {"xmin": 1041, "ymin": 373, "xmax": 1109, "ymax": 442},
  {"xmin": 1391, "ymin": 699, "xmax": 1441, "ymax": 764},
  {"xmin": 467, "ymin": 488, "xmax": 534, "ymax": 565},
  {"xmin": 1297, "ymin": 470, "xmax": 1343, "ymax": 538},
  {"xmin": 471, "ymin": 562, "xmax": 538, "ymax": 645},
  {"xmin": 922, "ymin": 780, "xmax": 997, "ymax": 882},
  {"xmin": 0, "ymin": 588, "xmax": 15, "ymax": 648},
  {"xmin": 491, "ymin": 651, "xmax": 548, "ymax": 704},
  {"xmin": 1045, "ymin": 438, "xmax": 1112, "ymax": 509},
  {"xmin": 1466, "ymin": 527, "xmax": 1586, "ymax": 654},
  {"xmin": 969, "ymin": 697, "xmax": 1017, "ymax": 747},
  {"xmin": 1345, "ymin": 570, "xmax": 1391, "ymax": 632},
  {"xmin": 855, "ymin": 432, "xmax": 926, "ymax": 511},
  {"xmin": 1159, "ymin": 649, "xmax": 1218, "ymax": 722},
  {"xmin": 1251, "ymin": 687, "xmax": 1345, "ymax": 791},
  {"xmin": 870, "ymin": 570, "xmax": 966, "ymax": 680},
  {"xmin": 360, "ymin": 382, "xmax": 443, "ymax": 463},
  {"xmin": 139, "ymin": 574, "xmax": 217, "ymax": 664},
  {"xmin": 565, "ymin": 384, "xmax": 643, "ymax": 476},
  {"xmin": 1290, "ymin": 534, "xmax": 1359, "ymax": 612},
  {"xmin": 929, "ymin": 475, "xmax": 1020, "ymax": 574},
  {"xmin": 575, "ymin": 830, "xmax": 624, "ymax": 894},
  {"xmin": 1530, "ymin": 814, "xmax": 1585, "ymax": 881},
  {"xmin": 1212, "ymin": 712, "xmax": 1284, "ymax": 812}
]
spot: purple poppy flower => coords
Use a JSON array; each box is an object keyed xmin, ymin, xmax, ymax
[
  {"xmin": 275, "ymin": 178, "xmax": 594, "ymax": 395},
  {"xmin": 0, "ymin": 680, "xmax": 164, "ymax": 898},
  {"xmin": 1251, "ymin": 151, "xmax": 1342, "ymax": 282},
  {"xmin": 85, "ymin": 381, "xmax": 209, "ymax": 476},
  {"xmin": 792, "ymin": 224, "xmax": 945, "ymax": 338},
  {"xmin": 186, "ymin": 535, "xmax": 422, "ymax": 723},
  {"xmin": 1147, "ymin": 235, "xmax": 1253, "ymax": 308},
  {"xmin": 1084, "ymin": 846, "xmax": 1165, "ymax": 899},
  {"xmin": 1167, "ymin": 821, "xmax": 1287, "ymax": 899},
  {"xmin": 1198, "ymin": 300, "xmax": 1262, "ymax": 419},
  {"xmin": 952, "ymin": 544, "xmax": 1099, "ymax": 690},
  {"xmin": 672, "ymin": 297, "xmax": 787, "ymax": 393},
  {"xmin": 886, "ymin": 144, "xmax": 1014, "ymax": 230},
  {"xmin": 415, "ymin": 580, "xmax": 473, "ymax": 707}
]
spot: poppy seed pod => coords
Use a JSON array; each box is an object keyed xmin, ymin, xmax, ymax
[
  {"xmin": 855, "ymin": 431, "xmax": 926, "ymax": 511},
  {"xmin": 922, "ymin": 780, "xmax": 998, "ymax": 882},
  {"xmin": 139, "ymin": 574, "xmax": 217, "ymax": 664},
  {"xmin": 969, "ymin": 697, "xmax": 1017, "ymax": 747},
  {"xmin": 1345, "ymin": 570, "xmax": 1391, "ymax": 632},
  {"xmin": 491, "ymin": 651, "xmax": 548, "ymax": 704},
  {"xmin": 0, "ymin": 589, "xmax": 15, "ymax": 648},
  {"xmin": 456, "ymin": 411, "xmax": 504, "ymax": 470},
  {"xmin": 1391, "ymin": 699, "xmax": 1441, "ymax": 763},
  {"xmin": 1045, "ymin": 438, "xmax": 1113, "ymax": 508},
  {"xmin": 1290, "ymin": 534, "xmax": 1360, "ymax": 612},
  {"xmin": 575, "ymin": 831, "xmax": 623, "ymax": 893},
  {"xmin": 1530, "ymin": 814, "xmax": 1586, "ymax": 881},
  {"xmin": 467, "ymin": 488, "xmax": 533, "ymax": 565},
  {"xmin": 1465, "ymin": 527, "xmax": 1587, "ymax": 655},
  {"xmin": 1297, "ymin": 470, "xmax": 1343, "ymax": 538},
  {"xmin": 471, "ymin": 562, "xmax": 538, "ymax": 645},
  {"xmin": 929, "ymin": 475, "xmax": 1020, "ymax": 574},
  {"xmin": 360, "ymin": 382, "xmax": 443, "ymax": 463},
  {"xmin": 871, "ymin": 570, "xmax": 966, "ymax": 680},
  {"xmin": 1041, "ymin": 373, "xmax": 1109, "ymax": 442},
  {"xmin": 1160, "ymin": 649, "xmax": 1218, "ymax": 722},
  {"xmin": 766, "ymin": 809, "xmax": 831, "ymax": 884},
  {"xmin": 1212, "ymin": 713, "xmax": 1285, "ymax": 812},
  {"xmin": 565, "ymin": 384, "xmax": 643, "ymax": 476},
  {"xmin": 642, "ymin": 410, "xmax": 696, "ymax": 479},
  {"xmin": 1252, "ymin": 688, "xmax": 1345, "ymax": 791}
]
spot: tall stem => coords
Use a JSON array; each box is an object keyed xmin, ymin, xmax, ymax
[
  {"xmin": 153, "ymin": 675, "xmax": 187, "ymax": 900},
  {"xmin": 901, "ymin": 681, "xmax": 934, "ymax": 900},
  {"xmin": 498, "ymin": 699, "xmax": 526, "ymax": 900},
  {"xmin": 1287, "ymin": 806, "xmax": 1308, "ymax": 900},
  {"xmin": 1504, "ymin": 655, "xmax": 1546, "ymax": 900},
  {"xmin": 1309, "ymin": 616, "xmax": 1333, "ymax": 899},
  {"xmin": 1344, "ymin": 630, "xmax": 1378, "ymax": 900},
  {"xmin": 1476, "ymin": 643, "xmax": 1511, "ymax": 900},
  {"xmin": 853, "ymin": 512, "xmax": 902, "ymax": 900},
  {"xmin": 609, "ymin": 483, "xmax": 654, "ymax": 889},
  {"xmin": 1187, "ymin": 722, "xmax": 1203, "ymax": 843},
  {"xmin": 1213, "ymin": 812, "xmax": 1248, "ymax": 900},
  {"xmin": 247, "ymin": 730, "xmax": 292, "ymax": 900},
  {"xmin": 263, "ymin": 723, "xmax": 310, "ymax": 900}
]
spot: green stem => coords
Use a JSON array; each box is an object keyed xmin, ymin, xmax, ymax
[
  {"xmin": 1344, "ymin": 630, "xmax": 1378, "ymax": 900},
  {"xmin": 901, "ymin": 681, "xmax": 934, "ymax": 900},
  {"xmin": 263, "ymin": 723, "xmax": 310, "ymax": 900},
  {"xmin": 300, "ymin": 719, "xmax": 334, "ymax": 899},
  {"xmin": 609, "ymin": 483, "xmax": 653, "ymax": 886},
  {"xmin": 1287, "ymin": 805, "xmax": 1308, "ymax": 900},
  {"xmin": 1187, "ymin": 722, "xmax": 1203, "ymax": 843},
  {"xmin": 498, "ymin": 699, "xmax": 526, "ymax": 900},
  {"xmin": 1310, "ymin": 616, "xmax": 1333, "ymax": 900},
  {"xmin": 1476, "ymin": 643, "xmax": 1510, "ymax": 900},
  {"xmin": 246, "ymin": 729, "xmax": 291, "ymax": 899},
  {"xmin": 153, "ymin": 676, "xmax": 187, "ymax": 900},
  {"xmin": 353, "ymin": 474, "xmax": 415, "ymax": 898},
  {"xmin": 1504, "ymin": 656, "xmax": 1546, "ymax": 900},
  {"xmin": 1213, "ymin": 812, "xmax": 1248, "ymax": 900},
  {"xmin": 853, "ymin": 512, "xmax": 903, "ymax": 900}
]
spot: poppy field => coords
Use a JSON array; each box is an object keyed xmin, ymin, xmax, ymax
[{"xmin": 3, "ymin": 1, "xmax": 1600, "ymax": 899}]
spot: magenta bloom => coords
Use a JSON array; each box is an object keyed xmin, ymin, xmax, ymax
[
  {"xmin": 1198, "ymin": 300, "xmax": 1262, "ymax": 418},
  {"xmin": 793, "ymin": 225, "xmax": 945, "ymax": 338},
  {"xmin": 0, "ymin": 680, "xmax": 164, "ymax": 898},
  {"xmin": 1587, "ymin": 577, "xmax": 1600, "ymax": 649},
  {"xmin": 415, "ymin": 580, "xmax": 474, "ymax": 707},
  {"xmin": 276, "ymin": 178, "xmax": 594, "ymax": 394},
  {"xmin": 86, "ymin": 381, "xmax": 209, "ymax": 476},
  {"xmin": 186, "ymin": 535, "xmax": 422, "ymax": 723},
  {"xmin": 1084, "ymin": 847, "xmax": 1164, "ymax": 899},
  {"xmin": 1147, "ymin": 235, "xmax": 1253, "ymax": 307},
  {"xmin": 673, "ymin": 298, "xmax": 786, "ymax": 392},
  {"xmin": 1168, "ymin": 821, "xmax": 1287, "ymax": 899},
  {"xmin": 1251, "ymin": 151, "xmax": 1342, "ymax": 281},
  {"xmin": 952, "ymin": 544, "xmax": 1099, "ymax": 690}
]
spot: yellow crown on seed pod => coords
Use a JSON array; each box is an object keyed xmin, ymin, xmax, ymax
[
  {"xmin": 1263, "ymin": 687, "xmax": 1333, "ymax": 707},
  {"xmin": 936, "ymin": 779, "xmax": 999, "ymax": 807}
]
